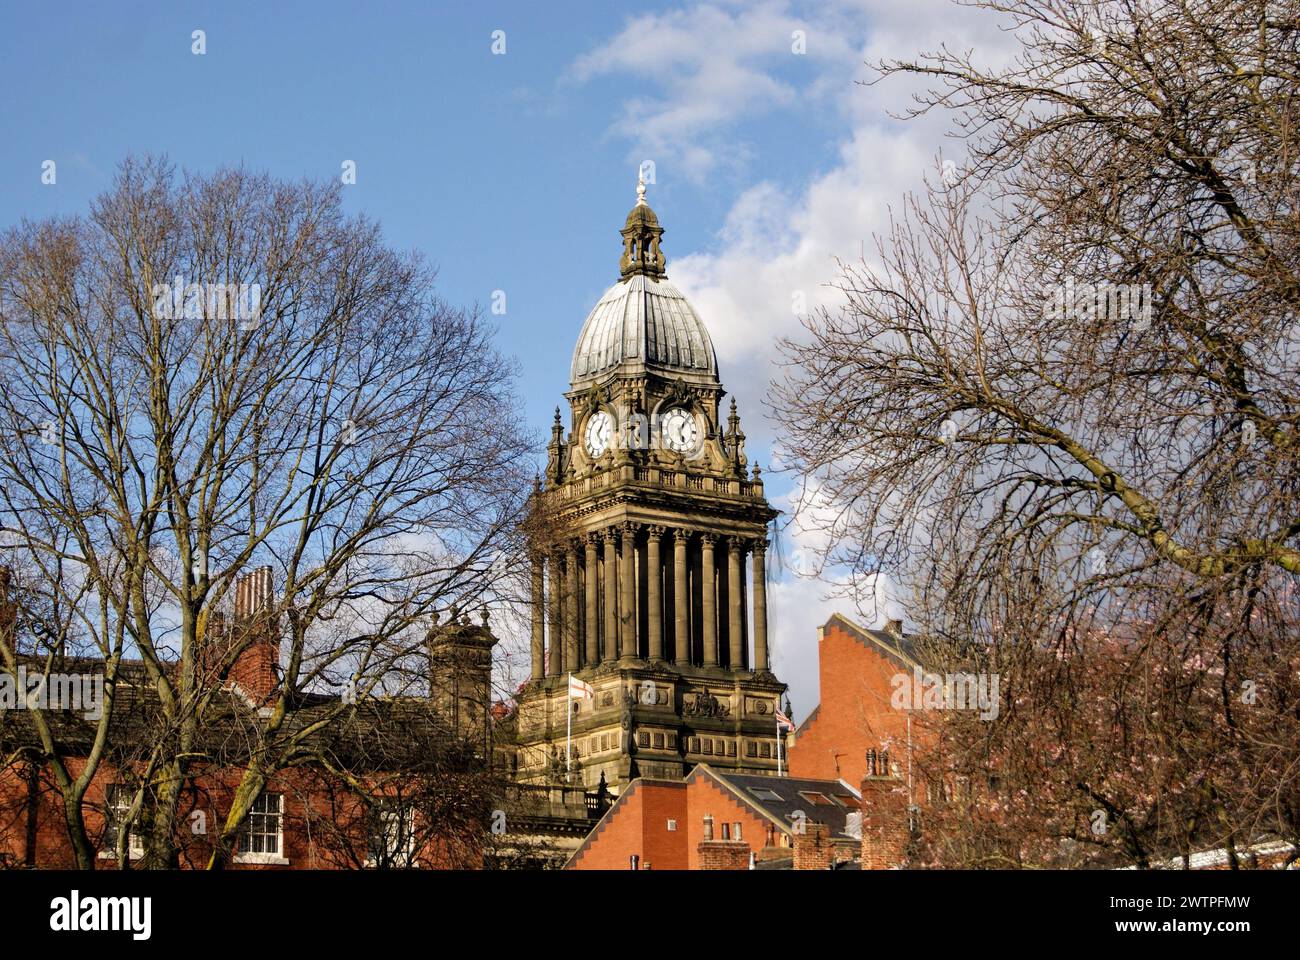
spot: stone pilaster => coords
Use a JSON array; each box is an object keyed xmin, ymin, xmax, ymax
[
  {"xmin": 564, "ymin": 541, "xmax": 580, "ymax": 671},
  {"xmin": 727, "ymin": 536, "xmax": 745, "ymax": 670},
  {"xmin": 701, "ymin": 534, "xmax": 717, "ymax": 666},
  {"xmin": 646, "ymin": 525, "xmax": 665, "ymax": 661},
  {"xmin": 619, "ymin": 521, "xmax": 638, "ymax": 660},
  {"xmin": 602, "ymin": 529, "xmax": 618, "ymax": 663},
  {"xmin": 752, "ymin": 537, "xmax": 769, "ymax": 671},
  {"xmin": 530, "ymin": 553, "xmax": 545, "ymax": 679},
  {"xmin": 584, "ymin": 533, "xmax": 600, "ymax": 666},
  {"xmin": 673, "ymin": 529, "xmax": 689, "ymax": 665}
]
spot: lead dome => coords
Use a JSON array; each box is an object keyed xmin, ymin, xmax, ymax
[{"xmin": 569, "ymin": 180, "xmax": 719, "ymax": 388}]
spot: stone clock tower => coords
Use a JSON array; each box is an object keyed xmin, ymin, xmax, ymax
[{"xmin": 513, "ymin": 178, "xmax": 787, "ymax": 791}]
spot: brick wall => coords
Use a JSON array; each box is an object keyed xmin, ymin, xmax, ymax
[
  {"xmin": 697, "ymin": 840, "xmax": 750, "ymax": 870},
  {"xmin": 226, "ymin": 567, "xmax": 280, "ymax": 705},
  {"xmin": 0, "ymin": 760, "xmax": 484, "ymax": 869},
  {"xmin": 568, "ymin": 780, "xmax": 689, "ymax": 870},
  {"xmin": 788, "ymin": 616, "xmax": 927, "ymax": 788},
  {"xmin": 571, "ymin": 769, "xmax": 787, "ymax": 870},
  {"xmin": 683, "ymin": 771, "xmax": 775, "ymax": 870},
  {"xmin": 792, "ymin": 821, "xmax": 834, "ymax": 870},
  {"xmin": 860, "ymin": 748, "xmax": 909, "ymax": 869}
]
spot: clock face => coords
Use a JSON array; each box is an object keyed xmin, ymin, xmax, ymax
[
  {"xmin": 585, "ymin": 410, "xmax": 615, "ymax": 458},
  {"xmin": 660, "ymin": 407, "xmax": 700, "ymax": 454}
]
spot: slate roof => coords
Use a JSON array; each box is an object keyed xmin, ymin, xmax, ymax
[
  {"xmin": 700, "ymin": 768, "xmax": 863, "ymax": 841},
  {"xmin": 0, "ymin": 655, "xmax": 474, "ymax": 772}
]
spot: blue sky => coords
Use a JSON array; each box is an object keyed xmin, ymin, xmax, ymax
[
  {"xmin": 0, "ymin": 1, "xmax": 839, "ymax": 432},
  {"xmin": 0, "ymin": 0, "xmax": 1013, "ymax": 715}
]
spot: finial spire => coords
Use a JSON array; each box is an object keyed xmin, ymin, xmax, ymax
[{"xmin": 620, "ymin": 174, "xmax": 667, "ymax": 281}]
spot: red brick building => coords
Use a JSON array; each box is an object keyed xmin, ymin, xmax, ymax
[
  {"xmin": 566, "ymin": 764, "xmax": 869, "ymax": 870},
  {"xmin": 787, "ymin": 613, "xmax": 929, "ymax": 789},
  {"xmin": 0, "ymin": 569, "xmax": 502, "ymax": 870},
  {"xmin": 561, "ymin": 612, "xmax": 936, "ymax": 871}
]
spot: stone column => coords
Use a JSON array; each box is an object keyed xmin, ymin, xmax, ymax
[
  {"xmin": 584, "ymin": 534, "xmax": 600, "ymax": 666},
  {"xmin": 673, "ymin": 529, "xmax": 689, "ymax": 665},
  {"xmin": 727, "ymin": 536, "xmax": 745, "ymax": 670},
  {"xmin": 602, "ymin": 529, "xmax": 618, "ymax": 663},
  {"xmin": 564, "ymin": 541, "xmax": 580, "ymax": 672},
  {"xmin": 547, "ymin": 553, "xmax": 562, "ymax": 676},
  {"xmin": 620, "ymin": 522, "xmax": 638, "ymax": 660},
  {"xmin": 701, "ymin": 534, "xmax": 717, "ymax": 666},
  {"xmin": 753, "ymin": 537, "xmax": 769, "ymax": 671},
  {"xmin": 530, "ymin": 553, "xmax": 545, "ymax": 679},
  {"xmin": 646, "ymin": 526, "xmax": 664, "ymax": 661}
]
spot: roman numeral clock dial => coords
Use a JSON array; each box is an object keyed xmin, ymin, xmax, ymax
[
  {"xmin": 660, "ymin": 407, "xmax": 699, "ymax": 454},
  {"xmin": 585, "ymin": 410, "xmax": 614, "ymax": 458}
]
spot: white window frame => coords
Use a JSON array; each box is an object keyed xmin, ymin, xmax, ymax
[
  {"xmin": 234, "ymin": 792, "xmax": 289, "ymax": 865},
  {"xmin": 365, "ymin": 802, "xmax": 417, "ymax": 868},
  {"xmin": 98, "ymin": 784, "xmax": 146, "ymax": 860}
]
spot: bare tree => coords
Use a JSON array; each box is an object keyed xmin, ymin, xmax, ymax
[
  {"xmin": 773, "ymin": 0, "xmax": 1300, "ymax": 866},
  {"xmin": 0, "ymin": 156, "xmax": 532, "ymax": 868}
]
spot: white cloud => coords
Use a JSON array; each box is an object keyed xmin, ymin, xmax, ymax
[
  {"xmin": 573, "ymin": 0, "xmax": 1022, "ymax": 712},
  {"xmin": 569, "ymin": 0, "xmax": 860, "ymax": 180}
]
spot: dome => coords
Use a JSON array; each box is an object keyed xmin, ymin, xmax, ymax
[
  {"xmin": 570, "ymin": 273, "xmax": 719, "ymax": 386},
  {"xmin": 570, "ymin": 178, "xmax": 719, "ymax": 387}
]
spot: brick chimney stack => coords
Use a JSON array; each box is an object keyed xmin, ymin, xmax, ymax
[
  {"xmin": 792, "ymin": 821, "xmax": 834, "ymax": 870},
  {"xmin": 227, "ymin": 566, "xmax": 280, "ymax": 705},
  {"xmin": 860, "ymin": 747, "xmax": 909, "ymax": 869},
  {"xmin": 696, "ymin": 839, "xmax": 750, "ymax": 870}
]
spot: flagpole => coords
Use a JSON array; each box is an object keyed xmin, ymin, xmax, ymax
[
  {"xmin": 566, "ymin": 673, "xmax": 573, "ymax": 777},
  {"xmin": 776, "ymin": 713, "xmax": 784, "ymax": 777}
]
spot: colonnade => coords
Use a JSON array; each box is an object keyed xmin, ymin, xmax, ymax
[{"xmin": 530, "ymin": 524, "xmax": 768, "ymax": 677}]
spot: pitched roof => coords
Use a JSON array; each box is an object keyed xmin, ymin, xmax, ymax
[
  {"xmin": 0, "ymin": 655, "xmax": 476, "ymax": 772},
  {"xmin": 695, "ymin": 767, "xmax": 862, "ymax": 842},
  {"xmin": 822, "ymin": 612, "xmax": 925, "ymax": 669}
]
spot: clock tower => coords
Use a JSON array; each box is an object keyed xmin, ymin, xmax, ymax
[{"xmin": 513, "ymin": 177, "xmax": 787, "ymax": 791}]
